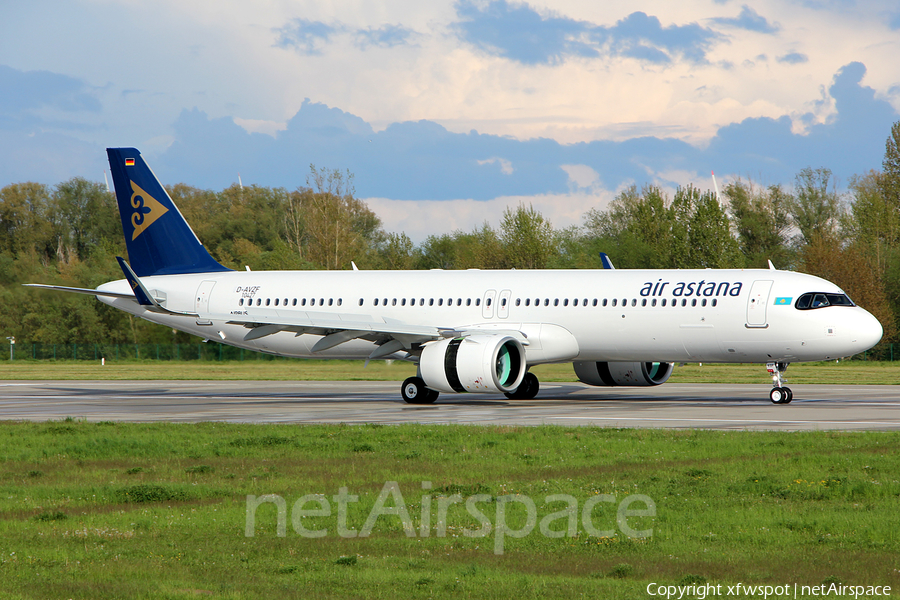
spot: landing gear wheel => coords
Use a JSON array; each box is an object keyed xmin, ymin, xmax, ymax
[
  {"xmin": 765, "ymin": 362, "xmax": 792, "ymax": 404},
  {"xmin": 770, "ymin": 387, "xmax": 789, "ymax": 404},
  {"xmin": 504, "ymin": 372, "xmax": 540, "ymax": 400},
  {"xmin": 401, "ymin": 377, "xmax": 438, "ymax": 404}
]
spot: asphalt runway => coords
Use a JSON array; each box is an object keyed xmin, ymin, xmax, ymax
[{"xmin": 1, "ymin": 380, "xmax": 900, "ymax": 430}]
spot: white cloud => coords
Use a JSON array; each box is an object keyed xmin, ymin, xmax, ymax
[
  {"xmin": 233, "ymin": 117, "xmax": 287, "ymax": 137},
  {"xmin": 560, "ymin": 164, "xmax": 600, "ymax": 189},
  {"xmin": 365, "ymin": 190, "xmax": 616, "ymax": 243},
  {"xmin": 477, "ymin": 157, "xmax": 514, "ymax": 175}
]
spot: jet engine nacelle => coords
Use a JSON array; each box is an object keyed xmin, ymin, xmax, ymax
[
  {"xmin": 574, "ymin": 361, "xmax": 674, "ymax": 387},
  {"xmin": 420, "ymin": 335, "xmax": 526, "ymax": 394}
]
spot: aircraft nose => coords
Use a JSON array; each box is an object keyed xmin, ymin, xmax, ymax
[{"xmin": 854, "ymin": 308, "xmax": 883, "ymax": 351}]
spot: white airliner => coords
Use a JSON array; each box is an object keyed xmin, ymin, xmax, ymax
[{"xmin": 28, "ymin": 149, "xmax": 883, "ymax": 405}]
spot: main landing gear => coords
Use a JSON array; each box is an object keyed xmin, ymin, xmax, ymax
[
  {"xmin": 505, "ymin": 372, "xmax": 540, "ymax": 400},
  {"xmin": 400, "ymin": 372, "xmax": 541, "ymax": 403},
  {"xmin": 766, "ymin": 362, "xmax": 792, "ymax": 404},
  {"xmin": 401, "ymin": 377, "xmax": 439, "ymax": 405}
]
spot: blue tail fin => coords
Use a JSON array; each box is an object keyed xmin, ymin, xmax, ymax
[{"xmin": 107, "ymin": 148, "xmax": 230, "ymax": 277}]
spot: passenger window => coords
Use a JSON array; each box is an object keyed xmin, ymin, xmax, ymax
[
  {"xmin": 592, "ymin": 299, "xmax": 598, "ymax": 307},
  {"xmin": 631, "ymin": 299, "xmax": 636, "ymax": 307},
  {"xmin": 420, "ymin": 299, "xmax": 425, "ymax": 306},
  {"xmin": 319, "ymin": 298, "xmax": 325, "ymax": 306},
  {"xmin": 359, "ymin": 299, "xmax": 363, "ymax": 306},
  {"xmin": 554, "ymin": 299, "xmax": 559, "ymax": 306},
  {"xmin": 337, "ymin": 299, "xmax": 342, "ymax": 306},
  {"xmin": 525, "ymin": 298, "xmax": 530, "ymax": 306},
  {"xmin": 392, "ymin": 299, "xmax": 397, "ymax": 306},
  {"xmin": 301, "ymin": 298, "xmax": 307, "ymax": 306},
  {"xmin": 329, "ymin": 298, "xmax": 334, "ymax": 306},
  {"xmin": 651, "ymin": 299, "xmax": 656, "ymax": 307},
  {"xmin": 701, "ymin": 299, "xmax": 707, "ymax": 307},
  {"xmin": 515, "ymin": 298, "xmax": 520, "ymax": 306},
  {"xmin": 383, "ymin": 298, "xmax": 387, "ymax": 306},
  {"xmin": 691, "ymin": 299, "xmax": 697, "ymax": 307},
  {"xmin": 544, "ymin": 299, "xmax": 549, "ymax": 306},
  {"xmin": 602, "ymin": 299, "xmax": 607, "ymax": 307},
  {"xmin": 239, "ymin": 298, "xmax": 244, "ymax": 306},
  {"xmin": 681, "ymin": 299, "xmax": 687, "ymax": 307},
  {"xmin": 429, "ymin": 299, "xmax": 434, "ymax": 306},
  {"xmin": 274, "ymin": 298, "xmax": 279, "ymax": 306},
  {"xmin": 712, "ymin": 299, "xmax": 717, "ymax": 307},
  {"xmin": 641, "ymin": 299, "xmax": 647, "ymax": 307},
  {"xmin": 292, "ymin": 299, "xmax": 297, "ymax": 306},
  {"xmin": 266, "ymin": 298, "xmax": 271, "ymax": 306},
  {"xmin": 401, "ymin": 298, "xmax": 406, "ymax": 306},
  {"xmin": 467, "ymin": 298, "xmax": 472, "ymax": 306},
  {"xmin": 256, "ymin": 298, "xmax": 262, "ymax": 306},
  {"xmin": 662, "ymin": 298, "xmax": 667, "ymax": 307},
  {"xmin": 374, "ymin": 298, "xmax": 379, "ymax": 306},
  {"xmin": 612, "ymin": 299, "xmax": 617, "ymax": 307},
  {"xmin": 501, "ymin": 298, "xmax": 506, "ymax": 307},
  {"xmin": 476, "ymin": 298, "xmax": 481, "ymax": 306},
  {"xmin": 487, "ymin": 298, "xmax": 492, "ymax": 306}
]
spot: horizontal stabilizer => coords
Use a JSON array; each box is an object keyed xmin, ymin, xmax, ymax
[
  {"xmin": 23, "ymin": 283, "xmax": 136, "ymax": 300},
  {"xmin": 116, "ymin": 257, "xmax": 199, "ymax": 317}
]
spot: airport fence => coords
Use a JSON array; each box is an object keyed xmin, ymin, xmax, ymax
[
  {"xmin": 8, "ymin": 343, "xmax": 293, "ymax": 362},
  {"xmin": 0, "ymin": 342, "xmax": 895, "ymax": 362}
]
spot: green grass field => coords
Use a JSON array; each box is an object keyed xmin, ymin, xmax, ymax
[
  {"xmin": 1, "ymin": 422, "xmax": 897, "ymax": 599},
  {"xmin": 0, "ymin": 359, "xmax": 896, "ymax": 385}
]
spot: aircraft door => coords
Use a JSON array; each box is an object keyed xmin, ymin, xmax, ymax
[
  {"xmin": 746, "ymin": 280, "xmax": 773, "ymax": 327},
  {"xmin": 482, "ymin": 290, "xmax": 497, "ymax": 319},
  {"xmin": 498, "ymin": 289, "xmax": 512, "ymax": 319},
  {"xmin": 195, "ymin": 280, "xmax": 217, "ymax": 315}
]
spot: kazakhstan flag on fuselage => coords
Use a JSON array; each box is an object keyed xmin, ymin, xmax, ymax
[{"xmin": 774, "ymin": 297, "xmax": 793, "ymax": 305}]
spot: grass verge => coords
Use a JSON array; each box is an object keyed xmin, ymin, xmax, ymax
[
  {"xmin": 0, "ymin": 359, "xmax": 897, "ymax": 384},
  {"xmin": 1, "ymin": 421, "xmax": 898, "ymax": 598}
]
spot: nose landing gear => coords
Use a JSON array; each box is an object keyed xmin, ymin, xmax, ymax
[{"xmin": 766, "ymin": 362, "xmax": 792, "ymax": 404}]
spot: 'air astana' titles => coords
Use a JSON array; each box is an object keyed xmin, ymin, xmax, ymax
[{"xmin": 640, "ymin": 279, "xmax": 743, "ymax": 298}]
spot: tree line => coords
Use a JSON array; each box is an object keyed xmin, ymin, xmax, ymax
[{"xmin": 2, "ymin": 123, "xmax": 899, "ymax": 353}]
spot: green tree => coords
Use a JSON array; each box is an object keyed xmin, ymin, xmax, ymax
[
  {"xmin": 879, "ymin": 120, "xmax": 900, "ymax": 209},
  {"xmin": 285, "ymin": 166, "xmax": 384, "ymax": 270},
  {"xmin": 51, "ymin": 178, "xmax": 120, "ymax": 262},
  {"xmin": 789, "ymin": 167, "xmax": 842, "ymax": 245},
  {"xmin": 670, "ymin": 185, "xmax": 742, "ymax": 269},
  {"xmin": 582, "ymin": 185, "xmax": 673, "ymax": 268},
  {"xmin": 380, "ymin": 232, "xmax": 416, "ymax": 270},
  {"xmin": 0, "ymin": 182, "xmax": 53, "ymax": 259},
  {"xmin": 725, "ymin": 180, "xmax": 793, "ymax": 268},
  {"xmin": 499, "ymin": 204, "xmax": 555, "ymax": 269}
]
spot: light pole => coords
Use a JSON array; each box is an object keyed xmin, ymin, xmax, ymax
[{"xmin": 5, "ymin": 336, "xmax": 14, "ymax": 361}]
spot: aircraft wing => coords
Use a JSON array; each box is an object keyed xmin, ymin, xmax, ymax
[{"xmin": 222, "ymin": 312, "xmax": 528, "ymax": 358}]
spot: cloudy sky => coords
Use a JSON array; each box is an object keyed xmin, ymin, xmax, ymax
[{"xmin": 2, "ymin": 0, "xmax": 899, "ymax": 240}]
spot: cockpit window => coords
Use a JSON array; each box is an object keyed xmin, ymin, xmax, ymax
[{"xmin": 795, "ymin": 292, "xmax": 855, "ymax": 310}]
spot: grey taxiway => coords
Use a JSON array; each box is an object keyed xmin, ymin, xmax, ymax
[{"xmin": 1, "ymin": 380, "xmax": 899, "ymax": 430}]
